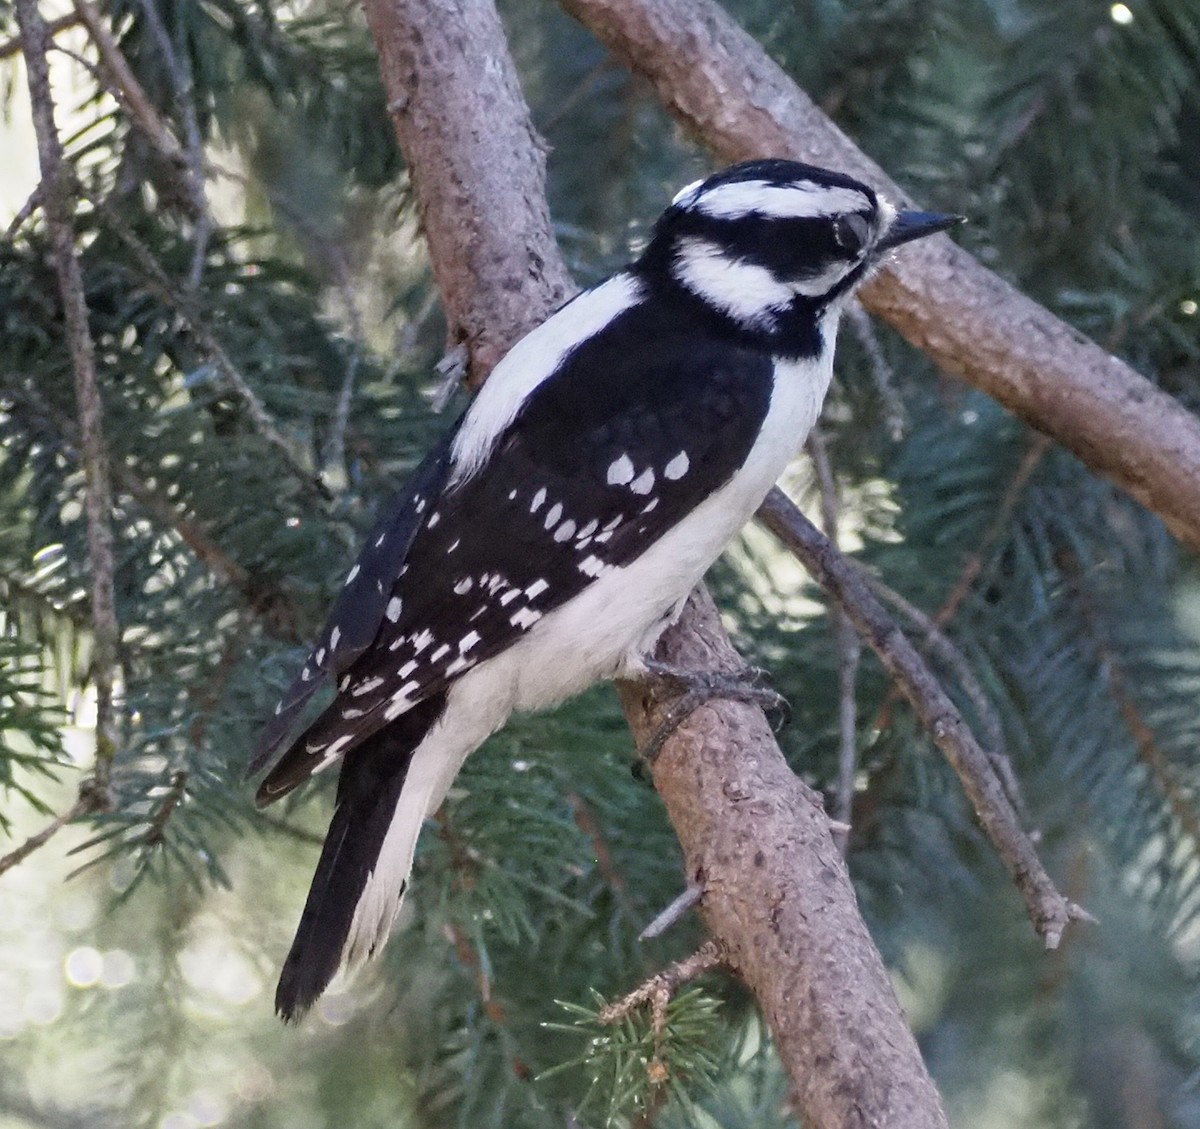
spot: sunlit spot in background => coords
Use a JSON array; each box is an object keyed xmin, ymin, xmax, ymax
[
  {"xmin": 1181, "ymin": 298, "xmax": 1198, "ymax": 316},
  {"xmin": 64, "ymin": 945, "xmax": 103, "ymax": 987},
  {"xmin": 1110, "ymin": 2, "xmax": 1133, "ymax": 23}
]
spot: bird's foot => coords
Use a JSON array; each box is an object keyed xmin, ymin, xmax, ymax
[{"xmin": 636, "ymin": 659, "xmax": 790, "ymax": 764}]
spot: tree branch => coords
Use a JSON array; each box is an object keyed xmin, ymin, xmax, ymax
[
  {"xmin": 0, "ymin": 13, "xmax": 80, "ymax": 61},
  {"xmin": 15, "ymin": 0, "xmax": 120, "ymax": 793},
  {"xmin": 362, "ymin": 1, "xmax": 947, "ymax": 1124},
  {"xmin": 758, "ymin": 488, "xmax": 1090, "ymax": 946},
  {"xmin": 558, "ymin": 0, "xmax": 1200, "ymax": 550}
]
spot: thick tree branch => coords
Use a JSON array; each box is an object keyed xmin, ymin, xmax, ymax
[
  {"xmin": 558, "ymin": 0, "xmax": 1200, "ymax": 549},
  {"xmin": 363, "ymin": 0, "xmax": 576, "ymax": 385},
  {"xmin": 15, "ymin": 0, "xmax": 120, "ymax": 792},
  {"xmin": 362, "ymin": 1, "xmax": 947, "ymax": 1124}
]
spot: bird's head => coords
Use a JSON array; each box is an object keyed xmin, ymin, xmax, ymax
[{"xmin": 638, "ymin": 159, "xmax": 961, "ymax": 353}]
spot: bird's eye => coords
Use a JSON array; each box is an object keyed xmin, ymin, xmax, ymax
[{"xmin": 833, "ymin": 214, "xmax": 870, "ymax": 255}]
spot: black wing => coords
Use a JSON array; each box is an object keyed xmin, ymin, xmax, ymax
[
  {"xmin": 255, "ymin": 305, "xmax": 773, "ymax": 803},
  {"xmin": 248, "ymin": 429, "xmax": 458, "ymax": 778}
]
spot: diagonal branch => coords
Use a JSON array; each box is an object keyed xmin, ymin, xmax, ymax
[
  {"xmin": 558, "ymin": 0, "xmax": 1200, "ymax": 551},
  {"xmin": 15, "ymin": 0, "xmax": 120, "ymax": 795},
  {"xmin": 758, "ymin": 489, "xmax": 1082, "ymax": 941},
  {"xmin": 362, "ymin": 1, "xmax": 947, "ymax": 1124}
]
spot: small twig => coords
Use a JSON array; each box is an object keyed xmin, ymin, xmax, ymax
[
  {"xmin": 71, "ymin": 0, "xmax": 189, "ymax": 174},
  {"xmin": 639, "ymin": 883, "xmax": 703, "ymax": 941},
  {"xmin": 0, "ymin": 790, "xmax": 105, "ymax": 878},
  {"xmin": 599, "ymin": 940, "xmax": 724, "ymax": 1029},
  {"xmin": 141, "ymin": 770, "xmax": 187, "ymax": 846},
  {"xmin": 16, "ymin": 0, "xmax": 121, "ymax": 794},
  {"xmin": 935, "ymin": 432, "xmax": 1053, "ymax": 628},
  {"xmin": 0, "ymin": 13, "xmax": 80, "ymax": 61},
  {"xmin": 807, "ymin": 427, "xmax": 860, "ymax": 853},
  {"xmin": 4, "ymin": 182, "xmax": 44, "ymax": 240},
  {"xmin": 132, "ymin": 0, "xmax": 212, "ymax": 283},
  {"xmin": 867, "ymin": 575, "xmax": 1026, "ymax": 823},
  {"xmin": 845, "ymin": 301, "xmax": 905, "ymax": 440},
  {"xmin": 758, "ymin": 487, "xmax": 1092, "ymax": 948},
  {"xmin": 565, "ymin": 790, "xmax": 638, "ymax": 919}
]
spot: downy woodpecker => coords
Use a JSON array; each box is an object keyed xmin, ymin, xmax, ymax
[{"xmin": 250, "ymin": 158, "xmax": 961, "ymax": 1020}]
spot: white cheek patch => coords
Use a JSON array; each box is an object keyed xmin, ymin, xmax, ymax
[{"xmin": 673, "ymin": 237, "xmax": 794, "ymax": 330}]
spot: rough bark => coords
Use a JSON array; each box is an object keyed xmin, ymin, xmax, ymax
[
  {"xmin": 15, "ymin": 0, "xmax": 120, "ymax": 791},
  {"xmin": 362, "ymin": 0, "xmax": 576, "ymax": 384},
  {"xmin": 616, "ymin": 591, "xmax": 949, "ymax": 1127},
  {"xmin": 559, "ymin": 0, "xmax": 1200, "ymax": 549},
  {"xmin": 362, "ymin": 1, "xmax": 949, "ymax": 1125}
]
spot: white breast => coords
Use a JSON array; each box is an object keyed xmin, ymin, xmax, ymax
[{"xmin": 500, "ymin": 339, "xmax": 837, "ymax": 712}]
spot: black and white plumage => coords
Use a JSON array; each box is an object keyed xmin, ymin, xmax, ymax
[{"xmin": 251, "ymin": 159, "xmax": 960, "ymax": 1020}]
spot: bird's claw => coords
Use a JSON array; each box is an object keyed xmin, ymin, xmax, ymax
[{"xmin": 636, "ymin": 659, "xmax": 790, "ymax": 764}]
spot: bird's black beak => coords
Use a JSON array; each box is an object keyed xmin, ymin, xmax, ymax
[{"xmin": 875, "ymin": 210, "xmax": 965, "ymax": 252}]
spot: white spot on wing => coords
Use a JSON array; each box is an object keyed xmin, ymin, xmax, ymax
[
  {"xmin": 664, "ymin": 451, "xmax": 690, "ymax": 480},
  {"xmin": 315, "ymin": 648, "xmax": 326, "ymax": 666},
  {"xmin": 543, "ymin": 502, "xmax": 563, "ymax": 530},
  {"xmin": 511, "ymin": 607, "xmax": 542, "ymax": 629},
  {"xmin": 428, "ymin": 511, "xmax": 441, "ymax": 529},
  {"xmin": 554, "ymin": 518, "xmax": 576, "ymax": 542},
  {"xmin": 399, "ymin": 660, "xmax": 418, "ymax": 677},
  {"xmin": 629, "ymin": 468, "xmax": 655, "ymax": 495},
  {"xmin": 577, "ymin": 519, "xmax": 599, "ymax": 539},
  {"xmin": 525, "ymin": 579, "xmax": 549, "ymax": 599},
  {"xmin": 412, "ymin": 630, "xmax": 434, "ymax": 653},
  {"xmin": 459, "ymin": 631, "xmax": 481, "ymax": 652},
  {"xmin": 330, "ymin": 627, "xmax": 341, "ymax": 650},
  {"xmin": 530, "ymin": 487, "xmax": 547, "ymax": 513},
  {"xmin": 454, "ymin": 577, "xmax": 473, "ymax": 594},
  {"xmin": 345, "ymin": 564, "xmax": 360, "ymax": 585},
  {"xmin": 352, "ymin": 676, "xmax": 385, "ymax": 696},
  {"xmin": 499, "ymin": 588, "xmax": 520, "ymax": 606},
  {"xmin": 430, "ymin": 644, "xmax": 450, "ymax": 662},
  {"xmin": 578, "ymin": 555, "xmax": 609, "ymax": 578},
  {"xmin": 607, "ymin": 454, "xmax": 634, "ymax": 486},
  {"xmin": 386, "ymin": 596, "xmax": 403, "ymax": 622}
]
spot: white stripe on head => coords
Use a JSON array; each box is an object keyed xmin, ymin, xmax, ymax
[
  {"xmin": 694, "ymin": 179, "xmax": 871, "ymax": 221},
  {"xmin": 450, "ymin": 274, "xmax": 645, "ymax": 483},
  {"xmin": 673, "ymin": 236, "xmax": 794, "ymax": 329}
]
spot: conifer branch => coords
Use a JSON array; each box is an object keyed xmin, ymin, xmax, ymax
[
  {"xmin": 71, "ymin": 0, "xmax": 191, "ymax": 177},
  {"xmin": 363, "ymin": 2, "xmax": 949, "ymax": 1124},
  {"xmin": 15, "ymin": 0, "xmax": 120, "ymax": 797},
  {"xmin": 758, "ymin": 487, "xmax": 1091, "ymax": 944},
  {"xmin": 0, "ymin": 794, "xmax": 94, "ymax": 879},
  {"xmin": 806, "ymin": 428, "xmax": 860, "ymax": 852},
  {"xmin": 0, "ymin": 13, "xmax": 80, "ymax": 61},
  {"xmin": 558, "ymin": 0, "xmax": 1200, "ymax": 551},
  {"xmin": 1059, "ymin": 550, "xmax": 1200, "ymax": 850},
  {"xmin": 90, "ymin": 196, "xmax": 333, "ymax": 502}
]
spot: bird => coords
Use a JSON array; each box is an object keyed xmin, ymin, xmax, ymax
[{"xmin": 249, "ymin": 158, "xmax": 961, "ymax": 1021}]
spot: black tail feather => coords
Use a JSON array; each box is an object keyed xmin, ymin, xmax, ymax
[{"xmin": 274, "ymin": 693, "xmax": 446, "ymax": 1022}]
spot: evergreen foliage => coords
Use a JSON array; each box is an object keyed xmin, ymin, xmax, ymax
[{"xmin": 0, "ymin": 0, "xmax": 1198, "ymax": 1125}]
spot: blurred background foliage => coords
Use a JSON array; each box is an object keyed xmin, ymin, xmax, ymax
[{"xmin": 0, "ymin": 0, "xmax": 1199, "ymax": 1126}]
